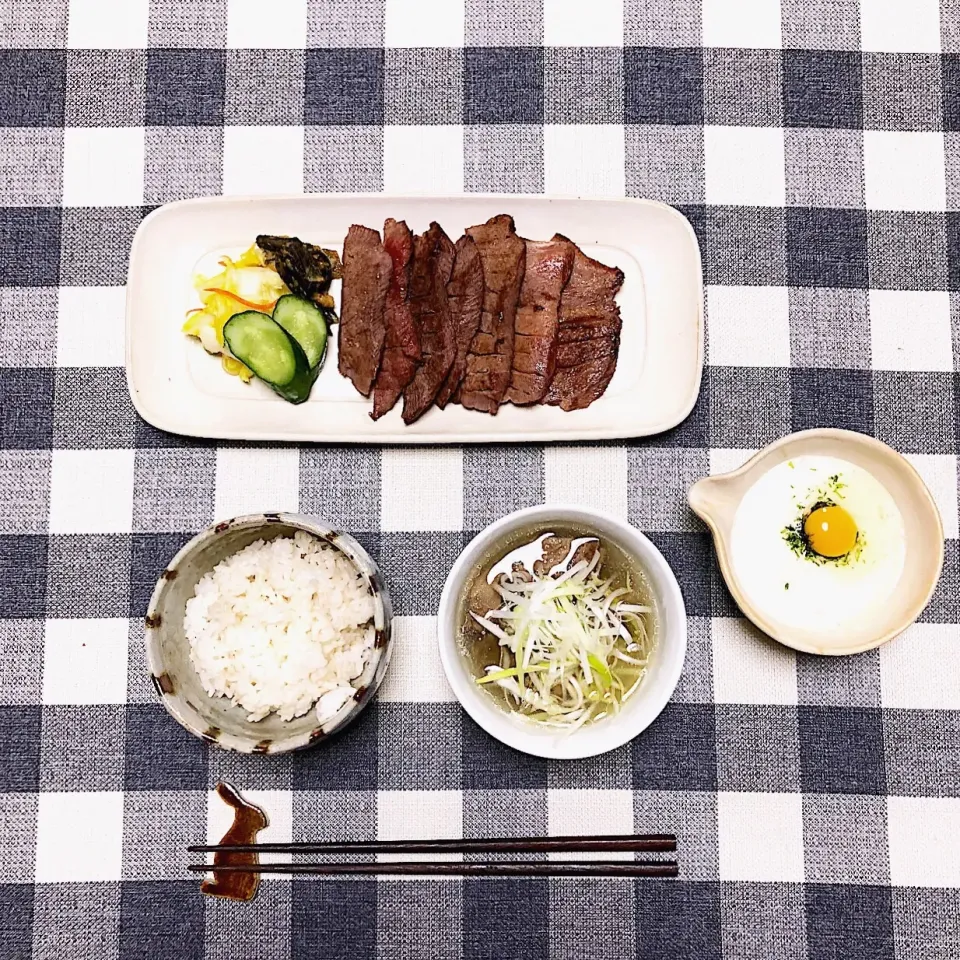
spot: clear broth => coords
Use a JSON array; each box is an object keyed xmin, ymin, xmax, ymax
[{"xmin": 456, "ymin": 521, "xmax": 658, "ymax": 725}]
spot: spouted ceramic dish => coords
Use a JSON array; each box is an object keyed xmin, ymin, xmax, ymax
[{"xmin": 688, "ymin": 429, "xmax": 943, "ymax": 656}]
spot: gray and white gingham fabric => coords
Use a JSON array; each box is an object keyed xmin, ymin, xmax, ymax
[{"xmin": 2, "ymin": 0, "xmax": 959, "ymax": 957}]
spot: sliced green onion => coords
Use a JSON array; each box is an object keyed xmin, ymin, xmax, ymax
[
  {"xmin": 477, "ymin": 663, "xmax": 551, "ymax": 685},
  {"xmin": 469, "ymin": 549, "xmax": 655, "ymax": 729}
]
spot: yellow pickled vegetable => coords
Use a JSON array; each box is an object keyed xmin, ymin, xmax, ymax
[
  {"xmin": 221, "ymin": 354, "xmax": 254, "ymax": 382},
  {"xmin": 182, "ymin": 310, "xmax": 208, "ymax": 337},
  {"xmin": 223, "ymin": 244, "xmax": 264, "ymax": 269},
  {"xmin": 183, "ymin": 243, "xmax": 290, "ymax": 381}
]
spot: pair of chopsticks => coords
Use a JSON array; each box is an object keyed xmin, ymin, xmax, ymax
[{"xmin": 188, "ymin": 833, "xmax": 679, "ymax": 878}]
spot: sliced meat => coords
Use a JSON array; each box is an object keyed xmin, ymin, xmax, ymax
[
  {"xmin": 506, "ymin": 237, "xmax": 575, "ymax": 405},
  {"xmin": 568, "ymin": 538, "xmax": 601, "ymax": 571},
  {"xmin": 543, "ymin": 237, "xmax": 624, "ymax": 411},
  {"xmin": 371, "ymin": 219, "xmax": 419, "ymax": 420},
  {"xmin": 533, "ymin": 536, "xmax": 572, "ymax": 577},
  {"xmin": 459, "ymin": 215, "xmax": 526, "ymax": 414},
  {"xmin": 436, "ymin": 235, "xmax": 484, "ymax": 409},
  {"xmin": 401, "ymin": 222, "xmax": 457, "ymax": 424},
  {"xmin": 338, "ymin": 224, "xmax": 393, "ymax": 396}
]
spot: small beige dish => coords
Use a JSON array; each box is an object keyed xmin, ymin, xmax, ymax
[
  {"xmin": 689, "ymin": 429, "xmax": 943, "ymax": 656},
  {"xmin": 145, "ymin": 513, "xmax": 392, "ymax": 753}
]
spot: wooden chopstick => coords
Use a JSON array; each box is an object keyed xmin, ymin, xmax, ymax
[
  {"xmin": 188, "ymin": 833, "xmax": 677, "ymax": 855},
  {"xmin": 189, "ymin": 860, "xmax": 679, "ymax": 878}
]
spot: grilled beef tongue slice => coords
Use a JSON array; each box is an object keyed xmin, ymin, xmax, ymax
[
  {"xmin": 542, "ymin": 236, "xmax": 624, "ymax": 411},
  {"xmin": 458, "ymin": 215, "xmax": 526, "ymax": 414},
  {"xmin": 371, "ymin": 219, "xmax": 420, "ymax": 420},
  {"xmin": 506, "ymin": 236, "xmax": 576, "ymax": 405},
  {"xmin": 401, "ymin": 222, "xmax": 457, "ymax": 425},
  {"xmin": 338, "ymin": 224, "xmax": 393, "ymax": 396},
  {"xmin": 436, "ymin": 235, "xmax": 484, "ymax": 409}
]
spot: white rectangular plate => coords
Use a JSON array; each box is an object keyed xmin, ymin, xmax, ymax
[{"xmin": 126, "ymin": 195, "xmax": 703, "ymax": 444}]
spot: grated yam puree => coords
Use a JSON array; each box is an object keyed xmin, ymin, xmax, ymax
[{"xmin": 184, "ymin": 531, "xmax": 375, "ymax": 722}]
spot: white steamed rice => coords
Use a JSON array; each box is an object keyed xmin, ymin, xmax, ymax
[{"xmin": 184, "ymin": 531, "xmax": 375, "ymax": 722}]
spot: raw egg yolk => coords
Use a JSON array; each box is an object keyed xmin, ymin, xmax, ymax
[{"xmin": 803, "ymin": 505, "xmax": 858, "ymax": 558}]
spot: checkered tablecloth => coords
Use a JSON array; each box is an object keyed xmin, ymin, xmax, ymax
[{"xmin": 2, "ymin": 0, "xmax": 959, "ymax": 957}]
